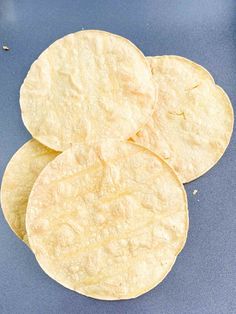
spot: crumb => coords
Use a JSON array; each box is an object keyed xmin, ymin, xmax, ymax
[
  {"xmin": 2, "ymin": 45, "xmax": 10, "ymax": 51},
  {"xmin": 193, "ymin": 189, "xmax": 198, "ymax": 195}
]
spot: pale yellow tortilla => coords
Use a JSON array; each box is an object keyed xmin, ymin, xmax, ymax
[
  {"xmin": 0, "ymin": 139, "xmax": 59, "ymax": 244},
  {"xmin": 26, "ymin": 140, "xmax": 188, "ymax": 300},
  {"xmin": 133, "ymin": 56, "xmax": 234, "ymax": 183},
  {"xmin": 20, "ymin": 30, "xmax": 156, "ymax": 151}
]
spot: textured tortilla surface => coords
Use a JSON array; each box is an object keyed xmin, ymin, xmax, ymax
[
  {"xmin": 20, "ymin": 30, "xmax": 156, "ymax": 151},
  {"xmin": 1, "ymin": 139, "xmax": 59, "ymax": 244},
  {"xmin": 133, "ymin": 56, "xmax": 234, "ymax": 182},
  {"xmin": 26, "ymin": 140, "xmax": 188, "ymax": 300}
]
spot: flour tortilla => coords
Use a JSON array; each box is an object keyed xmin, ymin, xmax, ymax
[
  {"xmin": 133, "ymin": 56, "xmax": 234, "ymax": 183},
  {"xmin": 26, "ymin": 140, "xmax": 188, "ymax": 300},
  {"xmin": 20, "ymin": 30, "xmax": 156, "ymax": 151},
  {"xmin": 1, "ymin": 139, "xmax": 59, "ymax": 244}
]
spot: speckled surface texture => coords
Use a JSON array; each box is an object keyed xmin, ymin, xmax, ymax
[
  {"xmin": 133, "ymin": 56, "xmax": 234, "ymax": 183},
  {"xmin": 0, "ymin": 1, "xmax": 235, "ymax": 313},
  {"xmin": 26, "ymin": 141, "xmax": 188, "ymax": 300}
]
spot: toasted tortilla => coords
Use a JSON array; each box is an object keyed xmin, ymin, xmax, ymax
[
  {"xmin": 133, "ymin": 56, "xmax": 234, "ymax": 182},
  {"xmin": 20, "ymin": 30, "xmax": 156, "ymax": 151},
  {"xmin": 26, "ymin": 140, "xmax": 188, "ymax": 300},
  {"xmin": 1, "ymin": 139, "xmax": 59, "ymax": 244}
]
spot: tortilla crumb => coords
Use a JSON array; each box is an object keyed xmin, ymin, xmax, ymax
[
  {"xmin": 193, "ymin": 189, "xmax": 198, "ymax": 195},
  {"xmin": 2, "ymin": 45, "xmax": 10, "ymax": 51}
]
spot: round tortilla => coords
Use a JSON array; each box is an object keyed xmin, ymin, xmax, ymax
[
  {"xmin": 132, "ymin": 56, "xmax": 234, "ymax": 183},
  {"xmin": 1, "ymin": 139, "xmax": 59, "ymax": 244},
  {"xmin": 20, "ymin": 30, "xmax": 156, "ymax": 151},
  {"xmin": 26, "ymin": 140, "xmax": 188, "ymax": 300}
]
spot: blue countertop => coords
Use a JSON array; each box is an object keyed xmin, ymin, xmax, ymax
[{"xmin": 0, "ymin": 1, "xmax": 235, "ymax": 313}]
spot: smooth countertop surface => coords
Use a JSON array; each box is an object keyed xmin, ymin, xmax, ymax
[{"xmin": 0, "ymin": 1, "xmax": 235, "ymax": 313}]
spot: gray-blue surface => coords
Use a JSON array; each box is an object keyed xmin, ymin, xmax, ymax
[{"xmin": 0, "ymin": 1, "xmax": 235, "ymax": 313}]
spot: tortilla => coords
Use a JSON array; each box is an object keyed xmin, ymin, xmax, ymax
[
  {"xmin": 20, "ymin": 30, "xmax": 156, "ymax": 151},
  {"xmin": 132, "ymin": 56, "xmax": 234, "ymax": 183},
  {"xmin": 26, "ymin": 140, "xmax": 188, "ymax": 300},
  {"xmin": 0, "ymin": 139, "xmax": 59, "ymax": 244}
]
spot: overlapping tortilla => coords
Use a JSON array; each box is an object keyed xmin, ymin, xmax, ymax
[
  {"xmin": 26, "ymin": 140, "xmax": 188, "ymax": 300},
  {"xmin": 133, "ymin": 56, "xmax": 234, "ymax": 182},
  {"xmin": 20, "ymin": 30, "xmax": 156, "ymax": 151},
  {"xmin": 1, "ymin": 139, "xmax": 59, "ymax": 244}
]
